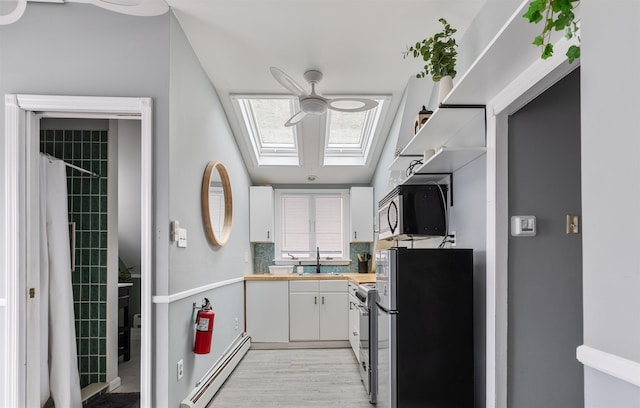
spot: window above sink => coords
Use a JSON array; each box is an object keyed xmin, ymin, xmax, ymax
[{"xmin": 274, "ymin": 189, "xmax": 350, "ymax": 263}]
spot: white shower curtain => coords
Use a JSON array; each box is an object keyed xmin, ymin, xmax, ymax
[{"xmin": 39, "ymin": 155, "xmax": 82, "ymax": 408}]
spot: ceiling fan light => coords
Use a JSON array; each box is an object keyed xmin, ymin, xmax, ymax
[
  {"xmin": 329, "ymin": 100, "xmax": 366, "ymax": 110},
  {"xmin": 301, "ymin": 97, "xmax": 327, "ymax": 115}
]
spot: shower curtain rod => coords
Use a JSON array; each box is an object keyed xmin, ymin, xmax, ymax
[{"xmin": 41, "ymin": 153, "xmax": 101, "ymax": 178}]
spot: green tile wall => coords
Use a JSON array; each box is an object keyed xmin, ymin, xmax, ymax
[{"xmin": 40, "ymin": 129, "xmax": 108, "ymax": 388}]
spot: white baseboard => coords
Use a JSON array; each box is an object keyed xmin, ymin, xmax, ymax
[{"xmin": 180, "ymin": 334, "xmax": 251, "ymax": 408}]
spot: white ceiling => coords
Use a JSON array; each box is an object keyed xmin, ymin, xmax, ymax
[{"xmin": 167, "ymin": 0, "xmax": 487, "ymax": 185}]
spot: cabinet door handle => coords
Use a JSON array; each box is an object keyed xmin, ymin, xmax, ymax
[
  {"xmin": 267, "ymin": 231, "xmax": 270, "ymax": 239},
  {"xmin": 354, "ymin": 231, "xmax": 357, "ymax": 240},
  {"xmin": 314, "ymin": 296, "xmax": 317, "ymax": 305},
  {"xmin": 322, "ymin": 296, "xmax": 325, "ymax": 305}
]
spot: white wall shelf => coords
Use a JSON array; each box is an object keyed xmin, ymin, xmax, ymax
[
  {"xmin": 415, "ymin": 147, "xmax": 486, "ymax": 175},
  {"xmin": 388, "ymin": 154, "xmax": 424, "ymax": 172},
  {"xmin": 389, "ymin": 0, "xmax": 551, "ymax": 186},
  {"xmin": 443, "ymin": 0, "xmax": 556, "ymax": 106},
  {"xmin": 395, "ymin": 106, "xmax": 485, "ymax": 157}
]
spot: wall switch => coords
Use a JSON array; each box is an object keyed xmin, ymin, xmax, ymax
[
  {"xmin": 177, "ymin": 228, "xmax": 187, "ymax": 248},
  {"xmin": 511, "ymin": 215, "xmax": 536, "ymax": 236},
  {"xmin": 244, "ymin": 252, "xmax": 249, "ymax": 263},
  {"xmin": 234, "ymin": 317, "xmax": 239, "ymax": 331},
  {"xmin": 177, "ymin": 359, "xmax": 184, "ymax": 380},
  {"xmin": 566, "ymin": 214, "xmax": 580, "ymax": 234}
]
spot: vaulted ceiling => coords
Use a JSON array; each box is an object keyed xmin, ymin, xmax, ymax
[{"xmin": 165, "ymin": 0, "xmax": 487, "ymax": 185}]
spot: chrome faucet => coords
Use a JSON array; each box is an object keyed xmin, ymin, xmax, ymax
[{"xmin": 316, "ymin": 246, "xmax": 321, "ymax": 273}]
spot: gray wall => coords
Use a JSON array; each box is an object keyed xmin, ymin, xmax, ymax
[
  {"xmin": 507, "ymin": 68, "xmax": 583, "ymax": 408},
  {"xmin": 1, "ymin": 5, "xmax": 252, "ymax": 407},
  {"xmin": 0, "ymin": 4, "xmax": 172, "ymax": 404},
  {"xmin": 164, "ymin": 13, "xmax": 251, "ymax": 407},
  {"xmin": 581, "ymin": 1, "xmax": 640, "ymax": 406},
  {"xmin": 370, "ymin": 7, "xmax": 492, "ymax": 405}
]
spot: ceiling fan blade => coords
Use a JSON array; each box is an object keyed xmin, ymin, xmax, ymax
[
  {"xmin": 270, "ymin": 67, "xmax": 308, "ymax": 97},
  {"xmin": 327, "ymin": 98, "xmax": 379, "ymax": 113},
  {"xmin": 285, "ymin": 111, "xmax": 307, "ymax": 127}
]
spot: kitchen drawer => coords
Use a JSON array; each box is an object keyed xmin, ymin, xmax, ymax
[
  {"xmin": 348, "ymin": 281, "xmax": 359, "ymax": 296},
  {"xmin": 290, "ymin": 280, "xmax": 319, "ymax": 292},
  {"xmin": 319, "ymin": 280, "xmax": 347, "ymax": 292}
]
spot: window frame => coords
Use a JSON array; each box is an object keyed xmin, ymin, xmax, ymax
[
  {"xmin": 274, "ymin": 189, "xmax": 350, "ymax": 264},
  {"xmin": 322, "ymin": 95, "xmax": 389, "ymax": 166},
  {"xmin": 230, "ymin": 94, "xmax": 300, "ymax": 166}
]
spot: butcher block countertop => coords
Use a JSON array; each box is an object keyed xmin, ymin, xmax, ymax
[{"xmin": 245, "ymin": 272, "xmax": 376, "ymax": 284}]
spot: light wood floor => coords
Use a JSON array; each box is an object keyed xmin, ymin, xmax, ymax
[{"xmin": 208, "ymin": 348, "xmax": 373, "ymax": 407}]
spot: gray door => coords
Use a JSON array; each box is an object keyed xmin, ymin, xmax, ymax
[{"xmin": 507, "ymin": 68, "xmax": 584, "ymax": 408}]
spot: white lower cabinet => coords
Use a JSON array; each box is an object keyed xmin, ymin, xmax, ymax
[
  {"xmin": 246, "ymin": 281, "xmax": 289, "ymax": 342},
  {"xmin": 289, "ymin": 280, "xmax": 348, "ymax": 341},
  {"xmin": 348, "ymin": 282, "xmax": 360, "ymax": 360}
]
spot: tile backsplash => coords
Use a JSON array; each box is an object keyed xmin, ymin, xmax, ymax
[{"xmin": 252, "ymin": 242, "xmax": 372, "ymax": 274}]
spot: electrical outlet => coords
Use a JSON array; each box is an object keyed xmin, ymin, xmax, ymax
[
  {"xmin": 450, "ymin": 231, "xmax": 457, "ymax": 247},
  {"xmin": 566, "ymin": 214, "xmax": 579, "ymax": 234},
  {"xmin": 234, "ymin": 317, "xmax": 239, "ymax": 331},
  {"xmin": 177, "ymin": 359, "xmax": 184, "ymax": 380}
]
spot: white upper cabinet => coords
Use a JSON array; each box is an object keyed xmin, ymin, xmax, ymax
[
  {"xmin": 249, "ymin": 186, "xmax": 274, "ymax": 242},
  {"xmin": 350, "ymin": 187, "xmax": 374, "ymax": 242}
]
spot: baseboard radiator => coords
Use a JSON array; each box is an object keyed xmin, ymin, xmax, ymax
[{"xmin": 180, "ymin": 333, "xmax": 251, "ymax": 408}]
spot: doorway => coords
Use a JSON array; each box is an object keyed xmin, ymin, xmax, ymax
[
  {"xmin": 38, "ymin": 118, "xmax": 143, "ymax": 398},
  {"xmin": 507, "ymin": 69, "xmax": 583, "ymax": 407},
  {"xmin": 3, "ymin": 95, "xmax": 153, "ymax": 408}
]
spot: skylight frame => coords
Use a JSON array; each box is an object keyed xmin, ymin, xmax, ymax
[
  {"xmin": 231, "ymin": 94, "xmax": 300, "ymax": 166},
  {"xmin": 322, "ymin": 95, "xmax": 388, "ymax": 166}
]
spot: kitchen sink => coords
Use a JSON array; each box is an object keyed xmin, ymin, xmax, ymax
[{"xmin": 300, "ymin": 272, "xmax": 343, "ymax": 276}]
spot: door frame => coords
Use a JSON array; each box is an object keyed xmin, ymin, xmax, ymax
[
  {"xmin": 2, "ymin": 94, "xmax": 153, "ymax": 407},
  {"xmin": 485, "ymin": 49, "xmax": 580, "ymax": 407}
]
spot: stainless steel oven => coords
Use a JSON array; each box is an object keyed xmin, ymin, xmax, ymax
[{"xmin": 356, "ymin": 283, "xmax": 377, "ymax": 404}]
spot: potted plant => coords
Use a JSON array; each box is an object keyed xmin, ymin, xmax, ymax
[
  {"xmin": 402, "ymin": 18, "xmax": 458, "ymax": 102},
  {"xmin": 522, "ymin": 0, "xmax": 580, "ymax": 63}
]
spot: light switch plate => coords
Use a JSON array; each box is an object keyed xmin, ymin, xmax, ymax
[
  {"xmin": 511, "ymin": 215, "xmax": 536, "ymax": 236},
  {"xmin": 177, "ymin": 228, "xmax": 187, "ymax": 248}
]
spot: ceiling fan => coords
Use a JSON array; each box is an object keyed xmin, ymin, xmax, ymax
[{"xmin": 270, "ymin": 67, "xmax": 379, "ymax": 127}]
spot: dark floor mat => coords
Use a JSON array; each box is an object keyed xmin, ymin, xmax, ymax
[{"xmin": 85, "ymin": 392, "xmax": 140, "ymax": 408}]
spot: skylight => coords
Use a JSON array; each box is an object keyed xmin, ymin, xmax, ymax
[
  {"xmin": 232, "ymin": 94, "xmax": 389, "ymax": 168},
  {"xmin": 323, "ymin": 97, "xmax": 386, "ymax": 166},
  {"xmin": 232, "ymin": 96, "xmax": 299, "ymax": 166}
]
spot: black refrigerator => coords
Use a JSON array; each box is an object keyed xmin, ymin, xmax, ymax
[{"xmin": 376, "ymin": 247, "xmax": 474, "ymax": 408}]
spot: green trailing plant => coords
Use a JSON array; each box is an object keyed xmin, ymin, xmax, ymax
[
  {"xmin": 402, "ymin": 18, "xmax": 458, "ymax": 81},
  {"xmin": 523, "ymin": 0, "xmax": 580, "ymax": 63}
]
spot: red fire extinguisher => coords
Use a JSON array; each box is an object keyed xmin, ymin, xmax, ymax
[{"xmin": 194, "ymin": 298, "xmax": 215, "ymax": 354}]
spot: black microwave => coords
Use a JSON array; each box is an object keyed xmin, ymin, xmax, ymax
[{"xmin": 378, "ymin": 184, "xmax": 448, "ymax": 241}]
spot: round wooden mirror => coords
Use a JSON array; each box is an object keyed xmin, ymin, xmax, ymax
[{"xmin": 201, "ymin": 161, "xmax": 233, "ymax": 246}]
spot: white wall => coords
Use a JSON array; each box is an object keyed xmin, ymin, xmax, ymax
[
  {"xmin": 580, "ymin": 1, "xmax": 640, "ymax": 405},
  {"xmin": 162, "ymin": 13, "xmax": 252, "ymax": 407},
  {"xmin": 118, "ymin": 120, "xmax": 142, "ymax": 275}
]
